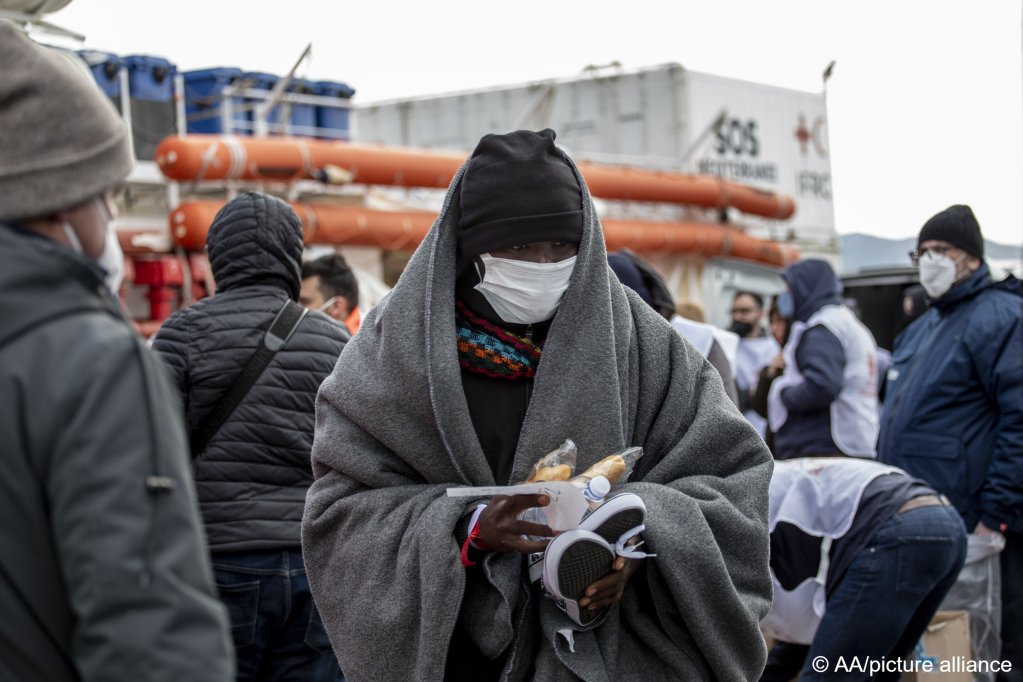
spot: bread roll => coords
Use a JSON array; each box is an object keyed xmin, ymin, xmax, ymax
[
  {"xmin": 527, "ymin": 464, "xmax": 572, "ymax": 483},
  {"xmin": 579, "ymin": 455, "xmax": 628, "ymax": 485}
]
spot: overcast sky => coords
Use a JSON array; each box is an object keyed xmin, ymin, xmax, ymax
[{"xmin": 48, "ymin": 0, "xmax": 1023, "ymax": 247}]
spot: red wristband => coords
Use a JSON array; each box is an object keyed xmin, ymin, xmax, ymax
[{"xmin": 460, "ymin": 521, "xmax": 489, "ymax": 567}]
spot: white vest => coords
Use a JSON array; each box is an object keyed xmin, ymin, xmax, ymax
[
  {"xmin": 769, "ymin": 306, "xmax": 879, "ymax": 457},
  {"xmin": 669, "ymin": 315, "xmax": 716, "ymax": 358},
  {"xmin": 761, "ymin": 458, "xmax": 902, "ymax": 644},
  {"xmin": 735, "ymin": 336, "xmax": 780, "ymax": 438}
]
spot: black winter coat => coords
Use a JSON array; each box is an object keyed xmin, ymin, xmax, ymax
[{"xmin": 153, "ymin": 192, "xmax": 348, "ymax": 552}]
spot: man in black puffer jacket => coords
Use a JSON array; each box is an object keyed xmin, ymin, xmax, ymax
[{"xmin": 153, "ymin": 191, "xmax": 349, "ymax": 681}]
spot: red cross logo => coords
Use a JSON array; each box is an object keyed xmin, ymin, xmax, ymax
[{"xmin": 795, "ymin": 114, "xmax": 811, "ymax": 155}]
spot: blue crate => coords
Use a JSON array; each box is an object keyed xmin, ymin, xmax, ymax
[
  {"xmin": 237, "ymin": 72, "xmax": 321, "ymax": 135},
  {"xmin": 312, "ymin": 80, "xmax": 356, "ymax": 140},
  {"xmin": 77, "ymin": 50, "xmax": 121, "ymax": 99},
  {"xmin": 121, "ymin": 55, "xmax": 176, "ymax": 102},
  {"xmin": 238, "ymin": 71, "xmax": 279, "ymax": 132},
  {"xmin": 288, "ymin": 78, "xmax": 318, "ymax": 137},
  {"xmin": 183, "ymin": 67, "xmax": 246, "ymax": 134},
  {"xmin": 121, "ymin": 55, "xmax": 177, "ymax": 159}
]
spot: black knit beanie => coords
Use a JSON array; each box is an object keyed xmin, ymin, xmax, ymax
[
  {"xmin": 457, "ymin": 129, "xmax": 583, "ymax": 256},
  {"xmin": 918, "ymin": 205, "xmax": 984, "ymax": 259}
]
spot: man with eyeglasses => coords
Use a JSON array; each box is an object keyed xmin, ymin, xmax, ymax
[{"xmin": 878, "ymin": 204, "xmax": 1023, "ymax": 681}]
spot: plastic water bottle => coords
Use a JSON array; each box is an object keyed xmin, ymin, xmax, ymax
[
  {"xmin": 522, "ymin": 475, "xmax": 612, "ymax": 583},
  {"xmin": 580, "ymin": 475, "xmax": 611, "ymax": 511},
  {"xmin": 520, "ymin": 475, "xmax": 611, "ymax": 533}
]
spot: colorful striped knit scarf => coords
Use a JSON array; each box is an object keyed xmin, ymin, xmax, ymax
[{"xmin": 455, "ymin": 299, "xmax": 543, "ymax": 380}]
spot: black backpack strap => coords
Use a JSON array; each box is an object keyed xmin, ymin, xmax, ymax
[{"xmin": 190, "ymin": 299, "xmax": 308, "ymax": 456}]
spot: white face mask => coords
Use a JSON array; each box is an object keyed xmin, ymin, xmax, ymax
[
  {"xmin": 94, "ymin": 197, "xmax": 125, "ymax": 295},
  {"xmin": 474, "ymin": 254, "xmax": 577, "ymax": 325},
  {"xmin": 918, "ymin": 250, "xmax": 964, "ymax": 299},
  {"xmin": 61, "ymin": 198, "xmax": 124, "ymax": 295}
]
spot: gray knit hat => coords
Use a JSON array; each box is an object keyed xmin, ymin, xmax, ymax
[{"xmin": 0, "ymin": 21, "xmax": 133, "ymax": 222}]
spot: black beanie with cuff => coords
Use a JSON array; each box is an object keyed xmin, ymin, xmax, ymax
[
  {"xmin": 918, "ymin": 204, "xmax": 984, "ymax": 259},
  {"xmin": 457, "ymin": 129, "xmax": 583, "ymax": 257}
]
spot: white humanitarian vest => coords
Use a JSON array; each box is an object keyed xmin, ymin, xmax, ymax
[
  {"xmin": 761, "ymin": 458, "xmax": 903, "ymax": 645},
  {"xmin": 735, "ymin": 336, "xmax": 780, "ymax": 438},
  {"xmin": 669, "ymin": 315, "xmax": 716, "ymax": 358},
  {"xmin": 768, "ymin": 305, "xmax": 879, "ymax": 457}
]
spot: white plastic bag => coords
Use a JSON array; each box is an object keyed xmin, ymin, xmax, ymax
[{"xmin": 939, "ymin": 532, "xmax": 1005, "ymax": 681}]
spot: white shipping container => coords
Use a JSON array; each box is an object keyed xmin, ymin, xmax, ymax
[{"xmin": 354, "ymin": 63, "xmax": 836, "ymax": 253}]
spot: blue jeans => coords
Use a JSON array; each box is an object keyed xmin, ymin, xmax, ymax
[
  {"xmin": 212, "ymin": 550, "xmax": 344, "ymax": 682},
  {"xmin": 800, "ymin": 504, "xmax": 967, "ymax": 681},
  {"xmin": 763, "ymin": 504, "xmax": 968, "ymax": 681}
]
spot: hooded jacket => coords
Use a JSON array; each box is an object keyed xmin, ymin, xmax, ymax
[
  {"xmin": 303, "ymin": 152, "xmax": 774, "ymax": 681},
  {"xmin": 152, "ymin": 192, "xmax": 348, "ymax": 552},
  {"xmin": 879, "ymin": 265, "xmax": 1023, "ymax": 532},
  {"xmin": 0, "ymin": 224, "xmax": 232, "ymax": 681},
  {"xmin": 774, "ymin": 260, "xmax": 879, "ymax": 459}
]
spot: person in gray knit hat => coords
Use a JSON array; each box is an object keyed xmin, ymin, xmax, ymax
[
  {"xmin": 0, "ymin": 21, "xmax": 233, "ymax": 682},
  {"xmin": 304, "ymin": 129, "xmax": 773, "ymax": 681}
]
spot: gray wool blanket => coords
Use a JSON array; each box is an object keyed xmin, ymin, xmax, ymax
[{"xmin": 303, "ymin": 157, "xmax": 774, "ymax": 682}]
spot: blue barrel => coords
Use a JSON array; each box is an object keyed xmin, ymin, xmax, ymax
[
  {"xmin": 288, "ymin": 78, "xmax": 318, "ymax": 137},
  {"xmin": 121, "ymin": 55, "xmax": 175, "ymax": 101},
  {"xmin": 121, "ymin": 55, "xmax": 178, "ymax": 159},
  {"xmin": 183, "ymin": 67, "xmax": 246, "ymax": 134},
  {"xmin": 238, "ymin": 71, "xmax": 279, "ymax": 133},
  {"xmin": 313, "ymin": 80, "xmax": 356, "ymax": 140},
  {"xmin": 77, "ymin": 50, "xmax": 121, "ymax": 100}
]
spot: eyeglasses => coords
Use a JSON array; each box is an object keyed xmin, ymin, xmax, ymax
[
  {"xmin": 908, "ymin": 246, "xmax": 954, "ymax": 266},
  {"xmin": 730, "ymin": 307, "xmax": 760, "ymax": 315}
]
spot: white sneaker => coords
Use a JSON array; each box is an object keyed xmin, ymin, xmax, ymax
[
  {"xmin": 541, "ymin": 529, "xmax": 615, "ymax": 626},
  {"xmin": 528, "ymin": 492, "xmax": 649, "ymax": 584},
  {"xmin": 579, "ymin": 492, "xmax": 647, "ymax": 548}
]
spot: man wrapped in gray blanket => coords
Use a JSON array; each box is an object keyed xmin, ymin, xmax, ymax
[{"xmin": 303, "ymin": 129, "xmax": 774, "ymax": 681}]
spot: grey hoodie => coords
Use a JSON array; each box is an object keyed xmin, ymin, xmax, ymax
[{"xmin": 303, "ymin": 152, "xmax": 773, "ymax": 681}]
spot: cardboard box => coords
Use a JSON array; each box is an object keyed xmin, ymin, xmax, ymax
[{"xmin": 903, "ymin": 611, "xmax": 972, "ymax": 682}]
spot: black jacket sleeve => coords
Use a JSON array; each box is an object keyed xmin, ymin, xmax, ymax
[{"xmin": 151, "ymin": 307, "xmax": 192, "ymax": 407}]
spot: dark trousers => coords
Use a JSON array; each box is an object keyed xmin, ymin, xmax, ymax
[
  {"xmin": 999, "ymin": 531, "xmax": 1023, "ymax": 682},
  {"xmin": 212, "ymin": 549, "xmax": 344, "ymax": 682},
  {"xmin": 762, "ymin": 505, "xmax": 967, "ymax": 682}
]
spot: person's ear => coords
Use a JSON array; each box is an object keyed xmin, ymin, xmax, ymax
[{"xmin": 335, "ymin": 296, "xmax": 350, "ymax": 319}]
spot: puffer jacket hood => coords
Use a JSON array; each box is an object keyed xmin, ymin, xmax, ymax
[
  {"xmin": 152, "ymin": 191, "xmax": 348, "ymax": 551},
  {"xmin": 784, "ymin": 259, "xmax": 843, "ymax": 322},
  {"xmin": 207, "ymin": 192, "xmax": 304, "ymax": 299}
]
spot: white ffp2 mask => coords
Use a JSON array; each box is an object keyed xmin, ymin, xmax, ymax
[
  {"xmin": 474, "ymin": 254, "xmax": 576, "ymax": 324},
  {"xmin": 94, "ymin": 197, "xmax": 125, "ymax": 295},
  {"xmin": 918, "ymin": 251, "xmax": 964, "ymax": 299}
]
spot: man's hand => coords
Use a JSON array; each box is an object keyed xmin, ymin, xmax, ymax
[
  {"xmin": 974, "ymin": 520, "xmax": 1003, "ymax": 537},
  {"xmin": 477, "ymin": 494, "xmax": 556, "ymax": 554},
  {"xmin": 577, "ymin": 555, "xmax": 642, "ymax": 611}
]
